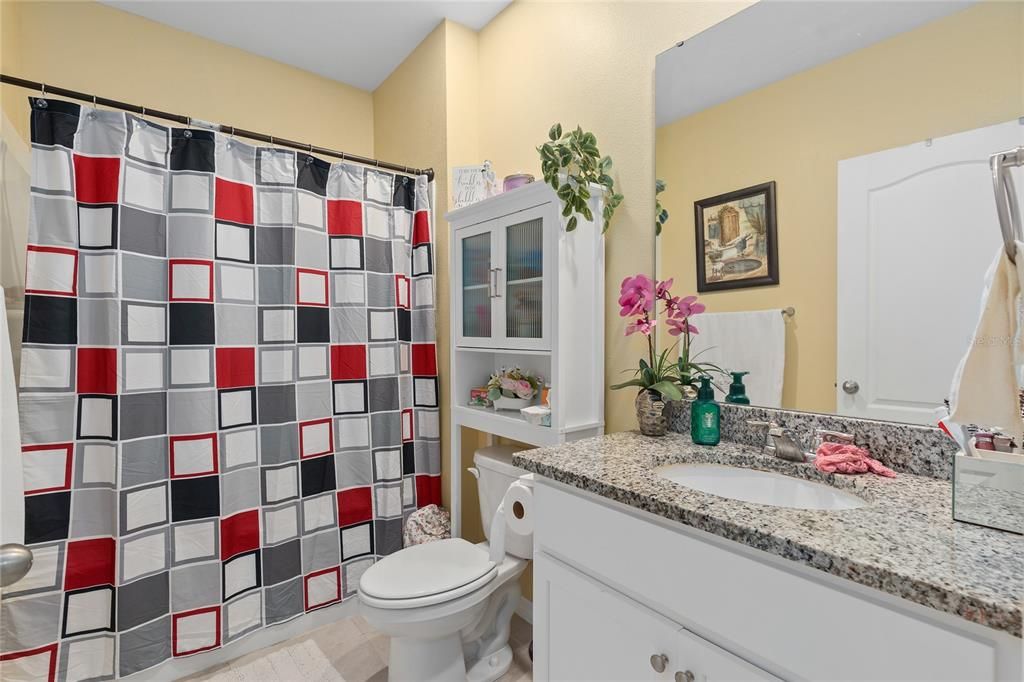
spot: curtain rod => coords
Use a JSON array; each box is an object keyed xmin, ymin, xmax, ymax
[{"xmin": 1, "ymin": 73, "xmax": 435, "ymax": 182}]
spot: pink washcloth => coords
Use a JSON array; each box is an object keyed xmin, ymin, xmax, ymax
[{"xmin": 814, "ymin": 442, "xmax": 896, "ymax": 478}]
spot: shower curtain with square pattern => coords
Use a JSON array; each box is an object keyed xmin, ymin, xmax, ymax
[{"xmin": 0, "ymin": 97, "xmax": 441, "ymax": 680}]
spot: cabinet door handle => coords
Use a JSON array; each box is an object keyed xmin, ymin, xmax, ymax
[
  {"xmin": 488, "ymin": 269, "xmax": 496, "ymax": 298},
  {"xmin": 493, "ymin": 268, "xmax": 503, "ymax": 297},
  {"xmin": 674, "ymin": 671, "xmax": 695, "ymax": 682},
  {"xmin": 650, "ymin": 654, "xmax": 669, "ymax": 673}
]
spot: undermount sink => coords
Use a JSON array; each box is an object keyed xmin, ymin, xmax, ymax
[{"xmin": 656, "ymin": 463, "xmax": 867, "ymax": 510}]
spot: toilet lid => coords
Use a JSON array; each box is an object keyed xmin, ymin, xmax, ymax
[{"xmin": 359, "ymin": 538, "xmax": 497, "ymax": 601}]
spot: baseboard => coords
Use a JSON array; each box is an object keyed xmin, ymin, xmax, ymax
[
  {"xmin": 516, "ymin": 595, "xmax": 533, "ymax": 624},
  {"xmin": 133, "ymin": 598, "xmax": 359, "ymax": 680}
]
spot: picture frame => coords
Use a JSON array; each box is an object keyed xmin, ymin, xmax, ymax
[{"xmin": 694, "ymin": 181, "xmax": 778, "ymax": 292}]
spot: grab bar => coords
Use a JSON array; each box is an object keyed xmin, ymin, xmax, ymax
[{"xmin": 991, "ymin": 146, "xmax": 1024, "ymax": 263}]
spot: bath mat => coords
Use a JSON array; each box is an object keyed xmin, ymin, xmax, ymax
[{"xmin": 207, "ymin": 639, "xmax": 345, "ymax": 682}]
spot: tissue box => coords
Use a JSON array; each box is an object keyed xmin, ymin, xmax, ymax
[{"xmin": 520, "ymin": 405, "xmax": 551, "ymax": 427}]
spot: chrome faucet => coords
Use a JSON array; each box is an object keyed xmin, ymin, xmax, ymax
[{"xmin": 748, "ymin": 421, "xmax": 856, "ymax": 463}]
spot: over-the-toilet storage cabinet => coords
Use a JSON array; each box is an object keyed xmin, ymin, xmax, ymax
[{"xmin": 446, "ymin": 182, "xmax": 604, "ymax": 535}]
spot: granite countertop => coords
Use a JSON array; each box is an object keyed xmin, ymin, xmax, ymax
[{"xmin": 512, "ymin": 431, "xmax": 1023, "ymax": 637}]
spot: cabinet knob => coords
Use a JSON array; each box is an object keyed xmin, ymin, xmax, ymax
[
  {"xmin": 650, "ymin": 654, "xmax": 669, "ymax": 673},
  {"xmin": 841, "ymin": 380, "xmax": 860, "ymax": 395},
  {"xmin": 675, "ymin": 671, "xmax": 695, "ymax": 682}
]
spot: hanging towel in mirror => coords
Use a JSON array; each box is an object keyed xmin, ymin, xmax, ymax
[
  {"xmin": 689, "ymin": 310, "xmax": 785, "ymax": 407},
  {"xmin": 949, "ymin": 243, "xmax": 1024, "ymax": 439}
]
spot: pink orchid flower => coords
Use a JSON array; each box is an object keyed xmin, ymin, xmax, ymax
[
  {"xmin": 625, "ymin": 318, "xmax": 657, "ymax": 336},
  {"xmin": 666, "ymin": 317, "xmax": 699, "ymax": 336},
  {"xmin": 618, "ymin": 274, "xmax": 655, "ymax": 317},
  {"xmin": 675, "ymin": 295, "xmax": 705, "ymax": 318},
  {"xmin": 655, "ymin": 278, "xmax": 674, "ymax": 298}
]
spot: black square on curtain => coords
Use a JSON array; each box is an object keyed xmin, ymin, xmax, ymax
[
  {"xmin": 297, "ymin": 307, "xmax": 330, "ymax": 343},
  {"xmin": 169, "ymin": 303, "xmax": 215, "ymax": 345},
  {"xmin": 171, "ymin": 476, "xmax": 221, "ymax": 521},
  {"xmin": 392, "ymin": 175, "xmax": 416, "ymax": 211},
  {"xmin": 300, "ymin": 455, "xmax": 337, "ymax": 497},
  {"xmin": 297, "ymin": 156, "xmax": 330, "ymax": 197},
  {"xmin": 29, "ymin": 97, "xmax": 80, "ymax": 147},
  {"xmin": 23, "ymin": 295, "xmax": 77, "ymax": 345},
  {"xmin": 170, "ymin": 129, "xmax": 215, "ymax": 172},
  {"xmin": 24, "ymin": 491, "xmax": 72, "ymax": 543}
]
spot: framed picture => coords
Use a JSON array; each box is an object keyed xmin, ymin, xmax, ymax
[{"xmin": 694, "ymin": 181, "xmax": 778, "ymax": 292}]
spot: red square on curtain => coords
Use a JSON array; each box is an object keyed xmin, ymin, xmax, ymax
[
  {"xmin": 220, "ymin": 510, "xmax": 259, "ymax": 560},
  {"xmin": 216, "ymin": 347, "xmax": 255, "ymax": 388},
  {"xmin": 411, "ymin": 344, "xmax": 437, "ymax": 377},
  {"xmin": 0, "ymin": 644, "xmax": 58, "ymax": 682},
  {"xmin": 412, "ymin": 211, "xmax": 430, "ymax": 245},
  {"xmin": 73, "ymin": 155, "xmax": 120, "ymax": 204},
  {"xmin": 330, "ymin": 345, "xmax": 366, "ymax": 380},
  {"xmin": 215, "ymin": 178, "xmax": 254, "ymax": 225},
  {"xmin": 64, "ymin": 537, "xmax": 116, "ymax": 590},
  {"xmin": 327, "ymin": 200, "xmax": 363, "ymax": 236},
  {"xmin": 77, "ymin": 348, "xmax": 117, "ymax": 394},
  {"xmin": 416, "ymin": 475, "xmax": 442, "ymax": 508},
  {"xmin": 337, "ymin": 487, "xmax": 372, "ymax": 527}
]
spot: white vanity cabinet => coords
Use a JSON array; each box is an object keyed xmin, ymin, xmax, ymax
[
  {"xmin": 532, "ymin": 481, "xmax": 1022, "ymax": 682},
  {"xmin": 539, "ymin": 553, "xmax": 778, "ymax": 682}
]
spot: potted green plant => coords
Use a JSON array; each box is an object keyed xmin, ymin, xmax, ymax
[
  {"xmin": 537, "ymin": 123, "xmax": 624, "ymax": 233},
  {"xmin": 610, "ymin": 274, "xmax": 725, "ymax": 436},
  {"xmin": 655, "ymin": 178, "xmax": 669, "ymax": 236}
]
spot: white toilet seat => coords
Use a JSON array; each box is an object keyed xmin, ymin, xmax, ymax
[{"xmin": 359, "ymin": 538, "xmax": 499, "ymax": 609}]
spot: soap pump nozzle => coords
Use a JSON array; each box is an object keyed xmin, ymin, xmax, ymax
[{"xmin": 725, "ymin": 371, "xmax": 750, "ymax": 405}]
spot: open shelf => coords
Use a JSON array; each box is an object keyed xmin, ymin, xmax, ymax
[{"xmin": 453, "ymin": 405, "xmax": 560, "ymax": 447}]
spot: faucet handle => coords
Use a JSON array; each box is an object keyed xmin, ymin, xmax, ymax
[
  {"xmin": 746, "ymin": 420, "xmax": 780, "ymax": 454},
  {"xmin": 810, "ymin": 429, "xmax": 854, "ymax": 458}
]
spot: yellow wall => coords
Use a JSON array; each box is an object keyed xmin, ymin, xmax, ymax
[
  {"xmin": 656, "ymin": 2, "xmax": 1024, "ymax": 413},
  {"xmin": 0, "ymin": 1, "xmax": 373, "ymax": 154}
]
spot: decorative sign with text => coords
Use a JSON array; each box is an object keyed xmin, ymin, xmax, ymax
[{"xmin": 452, "ymin": 165, "xmax": 488, "ymax": 208}]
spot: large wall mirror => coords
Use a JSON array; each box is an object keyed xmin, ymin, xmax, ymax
[{"xmin": 655, "ymin": 0, "xmax": 1023, "ymax": 425}]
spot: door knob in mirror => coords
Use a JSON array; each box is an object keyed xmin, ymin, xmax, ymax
[
  {"xmin": 0, "ymin": 544, "xmax": 33, "ymax": 587},
  {"xmin": 842, "ymin": 380, "xmax": 860, "ymax": 395}
]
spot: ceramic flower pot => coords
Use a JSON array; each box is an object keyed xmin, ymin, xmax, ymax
[{"xmin": 635, "ymin": 390, "xmax": 668, "ymax": 437}]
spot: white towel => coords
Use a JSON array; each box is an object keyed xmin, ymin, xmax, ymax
[
  {"xmin": 948, "ymin": 243, "xmax": 1024, "ymax": 439},
  {"xmin": 689, "ymin": 309, "xmax": 786, "ymax": 407},
  {"xmin": 0, "ymin": 286, "xmax": 24, "ymax": 544}
]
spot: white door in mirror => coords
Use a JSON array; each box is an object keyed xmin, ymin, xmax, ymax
[{"xmin": 837, "ymin": 119, "xmax": 1024, "ymax": 424}]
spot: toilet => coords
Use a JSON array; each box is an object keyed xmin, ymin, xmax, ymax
[{"xmin": 358, "ymin": 445, "xmax": 531, "ymax": 682}]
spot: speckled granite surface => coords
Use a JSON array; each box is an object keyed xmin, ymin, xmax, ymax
[
  {"xmin": 513, "ymin": 431, "xmax": 1023, "ymax": 637},
  {"xmin": 668, "ymin": 401, "xmax": 958, "ymax": 479}
]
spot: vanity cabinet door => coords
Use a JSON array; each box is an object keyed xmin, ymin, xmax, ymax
[
  {"xmin": 535, "ymin": 552, "xmax": 680, "ymax": 681},
  {"xmin": 673, "ymin": 627, "xmax": 780, "ymax": 682}
]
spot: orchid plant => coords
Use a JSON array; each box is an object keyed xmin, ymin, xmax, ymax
[{"xmin": 610, "ymin": 274, "xmax": 725, "ymax": 401}]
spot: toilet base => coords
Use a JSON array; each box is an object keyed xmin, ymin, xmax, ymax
[
  {"xmin": 466, "ymin": 644, "xmax": 512, "ymax": 682},
  {"xmin": 390, "ymin": 633, "xmax": 466, "ymax": 682}
]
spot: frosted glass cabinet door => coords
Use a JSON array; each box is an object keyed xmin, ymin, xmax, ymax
[
  {"xmin": 458, "ymin": 225, "xmax": 495, "ymax": 342},
  {"xmin": 502, "ymin": 207, "xmax": 549, "ymax": 348}
]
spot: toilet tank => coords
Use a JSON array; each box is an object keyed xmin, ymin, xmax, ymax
[{"xmin": 473, "ymin": 445, "xmax": 532, "ymax": 559}]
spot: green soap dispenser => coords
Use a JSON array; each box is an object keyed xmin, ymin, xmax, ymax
[
  {"xmin": 691, "ymin": 376, "xmax": 721, "ymax": 446},
  {"xmin": 725, "ymin": 371, "xmax": 750, "ymax": 404}
]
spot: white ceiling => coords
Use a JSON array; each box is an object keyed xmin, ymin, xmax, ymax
[
  {"xmin": 102, "ymin": 0, "xmax": 511, "ymax": 92},
  {"xmin": 656, "ymin": 0, "xmax": 976, "ymax": 127}
]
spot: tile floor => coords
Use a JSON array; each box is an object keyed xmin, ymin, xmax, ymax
[{"xmin": 187, "ymin": 614, "xmax": 533, "ymax": 682}]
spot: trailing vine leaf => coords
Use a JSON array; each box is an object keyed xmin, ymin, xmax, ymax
[
  {"xmin": 536, "ymin": 123, "xmax": 624, "ymax": 234},
  {"xmin": 655, "ymin": 178, "xmax": 669, "ymax": 236}
]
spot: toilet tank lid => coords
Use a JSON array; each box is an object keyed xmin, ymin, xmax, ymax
[{"xmin": 474, "ymin": 445, "xmax": 529, "ymax": 477}]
